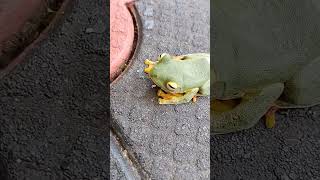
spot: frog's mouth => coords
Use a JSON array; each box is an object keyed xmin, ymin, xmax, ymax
[{"xmin": 144, "ymin": 59, "xmax": 155, "ymax": 74}]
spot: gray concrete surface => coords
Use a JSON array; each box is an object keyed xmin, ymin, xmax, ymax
[
  {"xmin": 110, "ymin": 132, "xmax": 141, "ymax": 180},
  {"xmin": 111, "ymin": 156, "xmax": 127, "ymax": 180},
  {"xmin": 110, "ymin": 0, "xmax": 210, "ymax": 179},
  {"xmin": 0, "ymin": 0, "xmax": 109, "ymax": 179},
  {"xmin": 211, "ymin": 107, "xmax": 320, "ymax": 179}
]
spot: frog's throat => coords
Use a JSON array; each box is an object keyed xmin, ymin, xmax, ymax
[{"xmin": 144, "ymin": 59, "xmax": 155, "ymax": 74}]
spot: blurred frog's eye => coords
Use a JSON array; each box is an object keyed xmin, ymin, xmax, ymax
[
  {"xmin": 166, "ymin": 81, "xmax": 178, "ymax": 91},
  {"xmin": 159, "ymin": 54, "xmax": 165, "ymax": 58}
]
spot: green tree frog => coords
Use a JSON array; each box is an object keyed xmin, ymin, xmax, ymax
[{"xmin": 144, "ymin": 53, "xmax": 210, "ymax": 104}]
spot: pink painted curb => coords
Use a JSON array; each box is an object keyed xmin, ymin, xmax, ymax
[{"xmin": 110, "ymin": 0, "xmax": 135, "ymax": 82}]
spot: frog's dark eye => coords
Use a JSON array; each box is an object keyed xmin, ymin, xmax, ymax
[
  {"xmin": 166, "ymin": 81, "xmax": 178, "ymax": 91},
  {"xmin": 159, "ymin": 54, "xmax": 164, "ymax": 58}
]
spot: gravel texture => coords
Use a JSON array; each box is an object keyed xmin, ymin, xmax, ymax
[
  {"xmin": 211, "ymin": 107, "xmax": 320, "ymax": 179},
  {"xmin": 0, "ymin": 0, "xmax": 109, "ymax": 179}
]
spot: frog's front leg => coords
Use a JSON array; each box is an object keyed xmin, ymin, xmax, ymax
[
  {"xmin": 211, "ymin": 83, "xmax": 284, "ymax": 134},
  {"xmin": 158, "ymin": 88, "xmax": 199, "ymax": 104}
]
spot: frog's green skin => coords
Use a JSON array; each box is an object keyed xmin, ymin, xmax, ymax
[
  {"xmin": 144, "ymin": 53, "xmax": 210, "ymax": 104},
  {"xmin": 212, "ymin": 0, "xmax": 320, "ymax": 134}
]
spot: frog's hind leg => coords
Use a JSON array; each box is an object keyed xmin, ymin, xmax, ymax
[
  {"xmin": 199, "ymin": 80, "xmax": 210, "ymax": 96},
  {"xmin": 192, "ymin": 80, "xmax": 210, "ymax": 102},
  {"xmin": 211, "ymin": 83, "xmax": 284, "ymax": 134},
  {"xmin": 278, "ymin": 57, "xmax": 320, "ymax": 108},
  {"xmin": 159, "ymin": 88, "xmax": 199, "ymax": 104}
]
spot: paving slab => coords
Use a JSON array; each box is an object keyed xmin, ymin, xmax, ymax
[
  {"xmin": 0, "ymin": 0, "xmax": 109, "ymax": 179},
  {"xmin": 110, "ymin": 0, "xmax": 210, "ymax": 179}
]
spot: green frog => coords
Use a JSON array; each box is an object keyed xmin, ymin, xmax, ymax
[{"xmin": 144, "ymin": 53, "xmax": 210, "ymax": 104}]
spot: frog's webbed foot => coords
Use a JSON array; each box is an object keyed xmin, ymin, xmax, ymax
[
  {"xmin": 144, "ymin": 59, "xmax": 156, "ymax": 74},
  {"xmin": 265, "ymin": 105, "xmax": 279, "ymax": 128},
  {"xmin": 157, "ymin": 89, "xmax": 182, "ymax": 99},
  {"xmin": 157, "ymin": 89, "xmax": 183, "ymax": 104},
  {"xmin": 211, "ymin": 83, "xmax": 284, "ymax": 134},
  {"xmin": 211, "ymin": 99, "xmax": 240, "ymax": 113},
  {"xmin": 158, "ymin": 88, "xmax": 199, "ymax": 104}
]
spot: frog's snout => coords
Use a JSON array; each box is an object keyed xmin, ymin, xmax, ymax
[{"xmin": 144, "ymin": 59, "xmax": 155, "ymax": 74}]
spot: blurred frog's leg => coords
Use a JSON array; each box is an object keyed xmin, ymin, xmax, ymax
[
  {"xmin": 211, "ymin": 99, "xmax": 240, "ymax": 112},
  {"xmin": 211, "ymin": 83, "xmax": 284, "ymax": 135},
  {"xmin": 159, "ymin": 88, "xmax": 199, "ymax": 104},
  {"xmin": 265, "ymin": 105, "xmax": 279, "ymax": 128},
  {"xmin": 279, "ymin": 57, "xmax": 320, "ymax": 107}
]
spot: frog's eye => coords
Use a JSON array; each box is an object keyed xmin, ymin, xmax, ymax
[
  {"xmin": 166, "ymin": 81, "xmax": 178, "ymax": 91},
  {"xmin": 159, "ymin": 54, "xmax": 165, "ymax": 58}
]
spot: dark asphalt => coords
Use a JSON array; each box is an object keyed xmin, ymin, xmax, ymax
[
  {"xmin": 211, "ymin": 107, "xmax": 320, "ymax": 180},
  {"xmin": 0, "ymin": 0, "xmax": 109, "ymax": 179}
]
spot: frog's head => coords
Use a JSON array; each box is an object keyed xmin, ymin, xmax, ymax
[{"xmin": 144, "ymin": 53, "xmax": 184, "ymax": 94}]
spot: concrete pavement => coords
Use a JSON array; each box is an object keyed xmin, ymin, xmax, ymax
[{"xmin": 110, "ymin": 0, "xmax": 210, "ymax": 179}]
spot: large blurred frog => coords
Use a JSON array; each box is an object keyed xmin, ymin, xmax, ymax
[{"xmin": 211, "ymin": 0, "xmax": 320, "ymax": 134}]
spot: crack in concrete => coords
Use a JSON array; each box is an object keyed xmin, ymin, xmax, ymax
[{"xmin": 110, "ymin": 129, "xmax": 149, "ymax": 180}]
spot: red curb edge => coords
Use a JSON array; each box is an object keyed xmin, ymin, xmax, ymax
[
  {"xmin": 110, "ymin": 0, "xmax": 140, "ymax": 82},
  {"xmin": 110, "ymin": 2, "xmax": 141, "ymax": 85}
]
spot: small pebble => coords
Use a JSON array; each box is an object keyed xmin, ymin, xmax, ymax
[
  {"xmin": 85, "ymin": 28, "xmax": 95, "ymax": 33},
  {"xmin": 151, "ymin": 85, "xmax": 157, "ymax": 88},
  {"xmin": 41, "ymin": 63, "xmax": 48, "ymax": 68}
]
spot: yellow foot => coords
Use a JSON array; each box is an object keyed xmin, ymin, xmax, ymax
[
  {"xmin": 144, "ymin": 59, "xmax": 155, "ymax": 74},
  {"xmin": 157, "ymin": 89, "xmax": 184, "ymax": 104},
  {"xmin": 211, "ymin": 99, "xmax": 240, "ymax": 113},
  {"xmin": 265, "ymin": 106, "xmax": 279, "ymax": 128},
  {"xmin": 192, "ymin": 96, "xmax": 197, "ymax": 102},
  {"xmin": 157, "ymin": 89, "xmax": 182, "ymax": 100},
  {"xmin": 144, "ymin": 59, "xmax": 155, "ymax": 65}
]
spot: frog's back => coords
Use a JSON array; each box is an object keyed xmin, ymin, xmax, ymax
[
  {"xmin": 174, "ymin": 54, "xmax": 210, "ymax": 89},
  {"xmin": 213, "ymin": 0, "xmax": 320, "ymax": 92}
]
